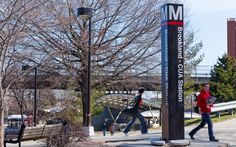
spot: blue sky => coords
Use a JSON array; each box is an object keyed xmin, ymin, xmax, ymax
[{"xmin": 185, "ymin": 0, "xmax": 236, "ymax": 66}]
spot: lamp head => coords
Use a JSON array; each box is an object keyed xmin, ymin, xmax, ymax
[{"xmin": 77, "ymin": 7, "xmax": 92, "ymax": 21}]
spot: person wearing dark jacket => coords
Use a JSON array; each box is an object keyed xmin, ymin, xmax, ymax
[
  {"xmin": 189, "ymin": 83, "xmax": 219, "ymax": 142},
  {"xmin": 123, "ymin": 88, "xmax": 148, "ymax": 135}
]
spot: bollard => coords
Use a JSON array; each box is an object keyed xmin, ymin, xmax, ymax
[
  {"xmin": 216, "ymin": 112, "xmax": 221, "ymax": 117},
  {"xmin": 229, "ymin": 109, "xmax": 234, "ymax": 115},
  {"xmin": 103, "ymin": 129, "xmax": 106, "ymax": 136}
]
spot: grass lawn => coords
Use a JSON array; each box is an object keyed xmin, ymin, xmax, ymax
[{"xmin": 185, "ymin": 111, "xmax": 236, "ymax": 126}]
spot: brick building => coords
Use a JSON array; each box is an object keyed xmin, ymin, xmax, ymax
[{"xmin": 227, "ymin": 18, "xmax": 236, "ymax": 58}]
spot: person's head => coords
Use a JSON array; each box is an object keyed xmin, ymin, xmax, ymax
[
  {"xmin": 202, "ymin": 83, "xmax": 210, "ymax": 92},
  {"xmin": 138, "ymin": 87, "xmax": 145, "ymax": 94}
]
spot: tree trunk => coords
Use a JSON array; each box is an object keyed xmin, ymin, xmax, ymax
[
  {"xmin": 0, "ymin": 108, "xmax": 4, "ymax": 147},
  {"xmin": 20, "ymin": 105, "xmax": 24, "ymax": 124}
]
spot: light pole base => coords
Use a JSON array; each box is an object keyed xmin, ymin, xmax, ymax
[
  {"xmin": 82, "ymin": 126, "xmax": 95, "ymax": 136},
  {"xmin": 151, "ymin": 138, "xmax": 191, "ymax": 146},
  {"xmin": 150, "ymin": 139, "xmax": 166, "ymax": 146},
  {"xmin": 169, "ymin": 139, "xmax": 191, "ymax": 146}
]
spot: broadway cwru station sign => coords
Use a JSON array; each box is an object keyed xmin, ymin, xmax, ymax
[{"xmin": 161, "ymin": 3, "xmax": 184, "ymax": 141}]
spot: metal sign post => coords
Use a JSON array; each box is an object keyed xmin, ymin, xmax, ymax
[{"xmin": 161, "ymin": 3, "xmax": 184, "ymax": 141}]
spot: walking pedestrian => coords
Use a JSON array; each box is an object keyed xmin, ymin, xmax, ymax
[
  {"xmin": 123, "ymin": 88, "xmax": 148, "ymax": 135},
  {"xmin": 189, "ymin": 83, "xmax": 219, "ymax": 142}
]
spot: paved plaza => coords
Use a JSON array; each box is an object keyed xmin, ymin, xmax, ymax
[
  {"xmin": 92, "ymin": 118, "xmax": 236, "ymax": 146},
  {"xmin": 6, "ymin": 118, "xmax": 236, "ymax": 146}
]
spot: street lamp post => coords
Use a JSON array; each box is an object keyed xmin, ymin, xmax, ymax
[
  {"xmin": 191, "ymin": 94, "xmax": 193, "ymax": 119},
  {"xmin": 77, "ymin": 7, "xmax": 94, "ymax": 136}
]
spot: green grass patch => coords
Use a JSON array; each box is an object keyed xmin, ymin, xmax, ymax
[
  {"xmin": 185, "ymin": 118, "xmax": 201, "ymax": 126},
  {"xmin": 185, "ymin": 112, "xmax": 236, "ymax": 126}
]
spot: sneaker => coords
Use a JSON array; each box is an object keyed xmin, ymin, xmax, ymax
[
  {"xmin": 210, "ymin": 138, "xmax": 219, "ymax": 142},
  {"xmin": 189, "ymin": 133, "xmax": 195, "ymax": 140}
]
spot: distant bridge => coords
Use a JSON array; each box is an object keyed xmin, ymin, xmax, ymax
[
  {"xmin": 7, "ymin": 65, "xmax": 212, "ymax": 91},
  {"xmin": 105, "ymin": 65, "xmax": 212, "ymax": 90},
  {"xmin": 104, "ymin": 75, "xmax": 210, "ymax": 91}
]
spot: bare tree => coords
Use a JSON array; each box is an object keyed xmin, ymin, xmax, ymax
[
  {"xmin": 22, "ymin": 0, "xmax": 162, "ymax": 126},
  {"xmin": 11, "ymin": 88, "xmax": 29, "ymax": 123},
  {"xmin": 0, "ymin": 0, "xmax": 205, "ymax": 145},
  {"xmin": 0, "ymin": 0, "xmax": 50, "ymax": 145}
]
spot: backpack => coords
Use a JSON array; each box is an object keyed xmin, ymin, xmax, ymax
[
  {"xmin": 123, "ymin": 96, "xmax": 140, "ymax": 116},
  {"xmin": 193, "ymin": 105, "xmax": 199, "ymax": 114},
  {"xmin": 193, "ymin": 93, "xmax": 200, "ymax": 114}
]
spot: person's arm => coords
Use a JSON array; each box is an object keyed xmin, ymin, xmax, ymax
[
  {"xmin": 132, "ymin": 95, "xmax": 142, "ymax": 109},
  {"xmin": 208, "ymin": 103, "xmax": 213, "ymax": 107},
  {"xmin": 197, "ymin": 94, "xmax": 206, "ymax": 108},
  {"xmin": 208, "ymin": 95, "xmax": 216, "ymax": 107},
  {"xmin": 197, "ymin": 95, "xmax": 205, "ymax": 113},
  {"xmin": 130, "ymin": 98, "xmax": 136, "ymax": 106}
]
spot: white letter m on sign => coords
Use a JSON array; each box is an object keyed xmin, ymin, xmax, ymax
[{"xmin": 169, "ymin": 5, "xmax": 183, "ymax": 21}]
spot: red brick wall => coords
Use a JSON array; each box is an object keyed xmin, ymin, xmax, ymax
[{"xmin": 227, "ymin": 18, "xmax": 236, "ymax": 58}]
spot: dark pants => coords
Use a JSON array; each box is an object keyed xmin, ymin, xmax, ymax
[
  {"xmin": 123, "ymin": 111, "xmax": 147, "ymax": 134},
  {"xmin": 189, "ymin": 113, "xmax": 215, "ymax": 140}
]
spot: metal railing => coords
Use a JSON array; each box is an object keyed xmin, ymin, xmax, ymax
[
  {"xmin": 212, "ymin": 101, "xmax": 236, "ymax": 113},
  {"xmin": 187, "ymin": 93, "xmax": 236, "ymax": 118}
]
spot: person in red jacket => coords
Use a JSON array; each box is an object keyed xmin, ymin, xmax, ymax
[{"xmin": 189, "ymin": 83, "xmax": 219, "ymax": 142}]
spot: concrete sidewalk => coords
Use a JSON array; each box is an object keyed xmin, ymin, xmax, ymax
[
  {"xmin": 6, "ymin": 140, "xmax": 46, "ymax": 147},
  {"xmin": 5, "ymin": 118, "xmax": 236, "ymax": 146},
  {"xmin": 91, "ymin": 131, "xmax": 229, "ymax": 147},
  {"xmin": 91, "ymin": 118, "xmax": 236, "ymax": 146}
]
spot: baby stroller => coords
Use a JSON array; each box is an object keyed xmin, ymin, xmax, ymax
[{"xmin": 109, "ymin": 100, "xmax": 137, "ymax": 135}]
